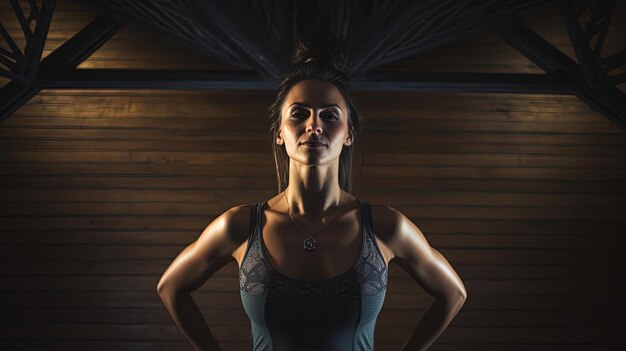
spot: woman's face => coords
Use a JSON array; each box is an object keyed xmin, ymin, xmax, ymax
[{"xmin": 277, "ymin": 80, "xmax": 352, "ymax": 166}]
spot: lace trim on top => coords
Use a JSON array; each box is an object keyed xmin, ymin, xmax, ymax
[{"xmin": 239, "ymin": 198, "xmax": 388, "ymax": 297}]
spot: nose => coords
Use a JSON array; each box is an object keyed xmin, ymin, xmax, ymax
[{"xmin": 305, "ymin": 112, "xmax": 323, "ymax": 135}]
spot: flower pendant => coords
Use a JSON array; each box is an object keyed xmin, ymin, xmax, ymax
[{"xmin": 303, "ymin": 237, "xmax": 317, "ymax": 251}]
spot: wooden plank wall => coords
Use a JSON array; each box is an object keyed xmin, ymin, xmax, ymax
[{"xmin": 1, "ymin": 0, "xmax": 625, "ymax": 350}]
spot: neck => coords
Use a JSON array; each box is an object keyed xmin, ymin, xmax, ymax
[{"xmin": 284, "ymin": 161, "xmax": 344, "ymax": 219}]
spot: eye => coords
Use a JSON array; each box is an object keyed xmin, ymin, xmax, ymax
[
  {"xmin": 289, "ymin": 111, "xmax": 337, "ymax": 120},
  {"xmin": 290, "ymin": 111, "xmax": 307, "ymax": 119}
]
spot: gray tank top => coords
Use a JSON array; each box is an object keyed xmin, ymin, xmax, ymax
[{"xmin": 239, "ymin": 197, "xmax": 388, "ymax": 351}]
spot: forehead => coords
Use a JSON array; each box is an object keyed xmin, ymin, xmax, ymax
[{"xmin": 283, "ymin": 80, "xmax": 346, "ymax": 110}]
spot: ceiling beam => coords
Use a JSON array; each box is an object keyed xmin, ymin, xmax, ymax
[
  {"xmin": 0, "ymin": 0, "xmax": 55, "ymax": 123},
  {"xmin": 496, "ymin": 12, "xmax": 626, "ymax": 132},
  {"xmin": 88, "ymin": 0, "xmax": 556, "ymax": 80},
  {"xmin": 1, "ymin": 0, "xmax": 622, "ymax": 135},
  {"xmin": 89, "ymin": 0, "xmax": 290, "ymax": 79},
  {"xmin": 40, "ymin": 68, "xmax": 577, "ymax": 94},
  {"xmin": 0, "ymin": 15, "xmax": 122, "ymax": 123}
]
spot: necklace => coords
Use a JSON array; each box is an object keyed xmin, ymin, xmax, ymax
[{"xmin": 283, "ymin": 190, "xmax": 344, "ymax": 252}]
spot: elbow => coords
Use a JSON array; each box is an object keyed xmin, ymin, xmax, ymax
[
  {"xmin": 459, "ymin": 288, "xmax": 468, "ymax": 301},
  {"xmin": 442, "ymin": 289, "xmax": 467, "ymax": 306},
  {"xmin": 441, "ymin": 290, "xmax": 467, "ymax": 314},
  {"xmin": 157, "ymin": 279, "xmax": 188, "ymax": 298},
  {"xmin": 156, "ymin": 279, "xmax": 170, "ymax": 296},
  {"xmin": 156, "ymin": 280, "xmax": 165, "ymax": 295},
  {"xmin": 456, "ymin": 290, "xmax": 468, "ymax": 311},
  {"xmin": 457, "ymin": 288, "xmax": 468, "ymax": 304},
  {"xmin": 157, "ymin": 280, "xmax": 179, "ymax": 305}
]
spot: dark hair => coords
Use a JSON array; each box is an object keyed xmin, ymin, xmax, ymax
[{"xmin": 267, "ymin": 28, "xmax": 365, "ymax": 193}]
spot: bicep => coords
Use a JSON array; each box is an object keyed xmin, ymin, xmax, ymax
[
  {"xmin": 384, "ymin": 206, "xmax": 467, "ymax": 299},
  {"xmin": 156, "ymin": 205, "xmax": 251, "ymax": 295}
]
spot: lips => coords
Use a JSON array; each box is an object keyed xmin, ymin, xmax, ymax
[{"xmin": 301, "ymin": 141, "xmax": 325, "ymax": 147}]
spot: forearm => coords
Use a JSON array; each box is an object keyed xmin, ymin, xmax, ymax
[
  {"xmin": 400, "ymin": 294, "xmax": 466, "ymax": 351},
  {"xmin": 158, "ymin": 290, "xmax": 223, "ymax": 351}
]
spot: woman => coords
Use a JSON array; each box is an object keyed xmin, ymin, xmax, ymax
[{"xmin": 157, "ymin": 29, "xmax": 467, "ymax": 351}]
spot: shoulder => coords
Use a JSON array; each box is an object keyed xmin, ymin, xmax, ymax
[
  {"xmin": 366, "ymin": 203, "xmax": 401, "ymax": 263},
  {"xmin": 225, "ymin": 203, "xmax": 255, "ymax": 223},
  {"xmin": 199, "ymin": 203, "xmax": 255, "ymax": 252},
  {"xmin": 222, "ymin": 203, "xmax": 259, "ymax": 265},
  {"xmin": 223, "ymin": 203, "xmax": 256, "ymax": 244},
  {"xmin": 368, "ymin": 203, "xmax": 432, "ymax": 264},
  {"xmin": 368, "ymin": 203, "xmax": 402, "ymax": 242}
]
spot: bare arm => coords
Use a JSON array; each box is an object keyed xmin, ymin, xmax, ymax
[
  {"xmin": 157, "ymin": 204, "xmax": 252, "ymax": 351},
  {"xmin": 373, "ymin": 205, "xmax": 468, "ymax": 351}
]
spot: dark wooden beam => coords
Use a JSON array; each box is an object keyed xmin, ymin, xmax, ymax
[
  {"xmin": 38, "ymin": 16, "xmax": 123, "ymax": 77},
  {"xmin": 348, "ymin": 0, "xmax": 556, "ymax": 79},
  {"xmin": 496, "ymin": 19, "xmax": 626, "ymax": 132},
  {"xmin": 39, "ymin": 69, "xmax": 577, "ymax": 94},
  {"xmin": 561, "ymin": 0, "xmax": 618, "ymax": 88},
  {"xmin": 495, "ymin": 22, "xmax": 579, "ymax": 74},
  {"xmin": 42, "ymin": 69, "xmax": 273, "ymax": 90},
  {"xmin": 601, "ymin": 48, "xmax": 626, "ymax": 74},
  {"xmin": 353, "ymin": 72, "xmax": 577, "ymax": 93},
  {"xmin": 0, "ymin": 0, "xmax": 56, "ymax": 123},
  {"xmin": 88, "ymin": 0, "xmax": 556, "ymax": 80},
  {"xmin": 89, "ymin": 0, "xmax": 290, "ymax": 79},
  {"xmin": 0, "ymin": 15, "xmax": 122, "ymax": 123}
]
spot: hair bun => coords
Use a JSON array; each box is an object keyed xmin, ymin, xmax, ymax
[{"xmin": 291, "ymin": 28, "xmax": 350, "ymax": 76}]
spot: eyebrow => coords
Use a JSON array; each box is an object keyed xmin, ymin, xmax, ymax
[{"xmin": 289, "ymin": 102, "xmax": 342, "ymax": 111}]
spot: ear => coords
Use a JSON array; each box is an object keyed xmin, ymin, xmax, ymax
[
  {"xmin": 276, "ymin": 131, "xmax": 283, "ymax": 145},
  {"xmin": 345, "ymin": 129, "xmax": 354, "ymax": 146}
]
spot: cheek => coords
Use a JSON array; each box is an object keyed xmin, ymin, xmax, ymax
[
  {"xmin": 281, "ymin": 125, "xmax": 298, "ymax": 142},
  {"xmin": 330, "ymin": 124, "xmax": 349, "ymax": 142}
]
